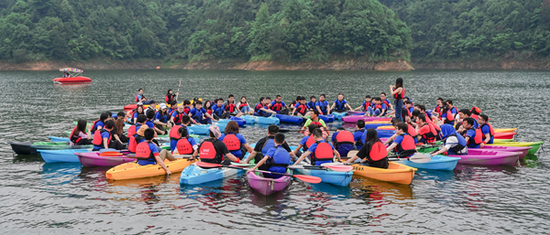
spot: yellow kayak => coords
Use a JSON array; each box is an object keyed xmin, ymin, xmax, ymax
[
  {"xmin": 487, "ymin": 141, "xmax": 543, "ymax": 155},
  {"xmin": 494, "ymin": 128, "xmax": 517, "ymax": 133},
  {"xmin": 352, "ymin": 162, "xmax": 416, "ymax": 185},
  {"xmin": 106, "ymin": 158, "xmax": 197, "ymax": 180}
]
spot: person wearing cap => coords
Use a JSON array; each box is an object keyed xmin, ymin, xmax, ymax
[
  {"xmin": 191, "ymin": 126, "xmax": 240, "ymax": 164},
  {"xmin": 154, "ymin": 103, "xmax": 172, "ymax": 131}
]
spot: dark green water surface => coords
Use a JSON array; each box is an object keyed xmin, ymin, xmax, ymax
[{"xmin": 0, "ymin": 69, "xmax": 548, "ymax": 233}]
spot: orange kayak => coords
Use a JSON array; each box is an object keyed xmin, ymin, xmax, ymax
[
  {"xmin": 106, "ymin": 158, "xmax": 196, "ymax": 180},
  {"xmin": 352, "ymin": 162, "xmax": 416, "ymax": 185}
]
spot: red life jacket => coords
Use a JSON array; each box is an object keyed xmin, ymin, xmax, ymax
[
  {"xmin": 172, "ymin": 111, "xmax": 185, "ymax": 124},
  {"xmin": 69, "ymin": 126, "xmax": 84, "ymax": 144},
  {"xmin": 271, "ymin": 102, "xmax": 284, "ymax": 112},
  {"xmin": 90, "ymin": 119, "xmax": 100, "ymax": 132},
  {"xmin": 183, "ymin": 107, "xmax": 190, "ymax": 114},
  {"xmin": 136, "ymin": 95, "xmax": 139, "ymax": 102},
  {"xmin": 238, "ymin": 102, "xmax": 248, "ymax": 110},
  {"xmin": 176, "ymin": 138, "xmax": 194, "ymax": 154},
  {"xmin": 310, "ymin": 118, "xmax": 323, "ymax": 127},
  {"xmin": 368, "ymin": 142, "xmax": 387, "ymax": 161},
  {"xmin": 394, "ymin": 134, "xmax": 416, "ymax": 153},
  {"xmin": 135, "ymin": 142, "xmax": 154, "ymax": 160},
  {"xmin": 446, "ymin": 107, "xmax": 457, "ymax": 122},
  {"xmin": 199, "ymin": 139, "xmax": 222, "ymax": 163},
  {"xmin": 362, "ymin": 101, "xmax": 372, "ymax": 110},
  {"xmin": 225, "ymin": 103, "xmax": 236, "ymax": 113},
  {"xmin": 222, "ymin": 134, "xmax": 241, "ymax": 151},
  {"xmin": 169, "ymin": 125, "xmax": 183, "ymax": 140},
  {"xmin": 467, "ymin": 127, "xmax": 483, "ymax": 146},
  {"xmin": 128, "ymin": 135, "xmax": 137, "ymax": 153},
  {"xmin": 480, "ymin": 123, "xmax": 495, "ymax": 138},
  {"xmin": 335, "ymin": 130, "xmax": 355, "ymax": 145},
  {"xmin": 305, "ymin": 135, "xmax": 316, "ymax": 151},
  {"xmin": 373, "ymin": 104, "xmax": 382, "ymax": 111},
  {"xmin": 434, "ymin": 106, "xmax": 442, "ymax": 116},
  {"xmin": 312, "ymin": 142, "xmax": 334, "ymax": 163},
  {"xmin": 127, "ymin": 125, "xmax": 136, "ymax": 139},
  {"xmin": 92, "ymin": 129, "xmax": 111, "ymax": 146},
  {"xmin": 393, "ymin": 87, "xmax": 405, "ymax": 99},
  {"xmin": 207, "ymin": 109, "xmax": 212, "ymax": 115},
  {"xmin": 471, "ymin": 114, "xmax": 479, "ymax": 120},
  {"xmin": 295, "ymin": 104, "xmax": 307, "ymax": 114},
  {"xmin": 165, "ymin": 95, "xmax": 173, "ymax": 103},
  {"xmin": 420, "ymin": 123, "xmax": 437, "ymax": 143},
  {"xmin": 407, "ymin": 124, "xmax": 417, "ymax": 137},
  {"xmin": 382, "ymin": 100, "xmax": 390, "ymax": 108}
]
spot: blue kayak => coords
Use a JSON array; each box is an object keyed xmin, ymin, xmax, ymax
[
  {"xmin": 256, "ymin": 116, "xmax": 280, "ymax": 125},
  {"xmin": 292, "ymin": 163, "xmax": 353, "ymax": 187},
  {"xmin": 187, "ymin": 125, "xmax": 210, "ymax": 135},
  {"xmin": 319, "ymin": 114, "xmax": 335, "ymax": 123},
  {"xmin": 365, "ymin": 123, "xmax": 392, "ymax": 129},
  {"xmin": 180, "ymin": 163, "xmax": 240, "ymax": 185},
  {"xmin": 276, "ymin": 114, "xmax": 304, "ymax": 125},
  {"xmin": 48, "ymin": 136, "xmax": 70, "ymax": 142},
  {"xmin": 38, "ymin": 149, "xmax": 91, "ymax": 163},
  {"xmin": 397, "ymin": 155, "xmax": 461, "ymax": 171},
  {"xmin": 376, "ymin": 130, "xmax": 395, "ymax": 138},
  {"xmin": 241, "ymin": 115, "xmax": 256, "ymax": 125},
  {"xmin": 332, "ymin": 112, "xmax": 347, "ymax": 120},
  {"xmin": 230, "ymin": 116, "xmax": 246, "ymax": 126}
]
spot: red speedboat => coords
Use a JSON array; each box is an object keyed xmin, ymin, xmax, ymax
[{"xmin": 53, "ymin": 68, "xmax": 91, "ymax": 84}]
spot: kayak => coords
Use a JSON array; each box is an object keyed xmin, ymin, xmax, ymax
[
  {"xmin": 494, "ymin": 128, "xmax": 517, "ymax": 133},
  {"xmin": 247, "ymin": 169, "xmax": 291, "ymax": 195},
  {"xmin": 38, "ymin": 149, "xmax": 91, "ymax": 163},
  {"xmin": 365, "ymin": 122, "xmax": 392, "ymax": 129},
  {"xmin": 53, "ymin": 76, "xmax": 91, "ymax": 84},
  {"xmin": 332, "ymin": 112, "xmax": 347, "ymax": 120},
  {"xmin": 292, "ymin": 163, "xmax": 353, "ymax": 187},
  {"xmin": 352, "ymin": 162, "xmax": 416, "ymax": 185},
  {"xmin": 319, "ymin": 114, "xmax": 335, "ymax": 123},
  {"xmin": 230, "ymin": 116, "xmax": 246, "ymax": 126},
  {"xmin": 342, "ymin": 115, "xmax": 391, "ymax": 123},
  {"xmin": 376, "ymin": 130, "xmax": 396, "ymax": 138},
  {"xmin": 187, "ymin": 125, "xmax": 210, "ymax": 135},
  {"xmin": 106, "ymin": 159, "xmax": 196, "ymax": 180},
  {"xmin": 179, "ymin": 163, "xmax": 240, "ymax": 185},
  {"xmin": 76, "ymin": 152, "xmax": 136, "ymax": 167},
  {"xmin": 494, "ymin": 132, "xmax": 516, "ymax": 139},
  {"xmin": 493, "ymin": 139, "xmax": 513, "ymax": 143},
  {"xmin": 276, "ymin": 114, "xmax": 304, "ymax": 124},
  {"xmin": 123, "ymin": 103, "xmax": 164, "ymax": 111},
  {"xmin": 487, "ymin": 142, "xmax": 543, "ymax": 155},
  {"xmin": 9, "ymin": 141, "xmax": 92, "ymax": 155},
  {"xmin": 480, "ymin": 145, "xmax": 532, "ymax": 159},
  {"xmin": 48, "ymin": 136, "xmax": 70, "ymax": 142},
  {"xmin": 9, "ymin": 141, "xmax": 39, "ymax": 155},
  {"xmin": 347, "ymin": 111, "xmax": 365, "ymax": 115},
  {"xmin": 396, "ymin": 155, "xmax": 460, "ymax": 171},
  {"xmin": 241, "ymin": 115, "xmax": 256, "ymax": 124},
  {"xmin": 377, "ymin": 126, "xmax": 395, "ymax": 130},
  {"xmin": 255, "ymin": 116, "xmax": 280, "ymax": 125},
  {"xmin": 451, "ymin": 150, "xmax": 519, "ymax": 165}
]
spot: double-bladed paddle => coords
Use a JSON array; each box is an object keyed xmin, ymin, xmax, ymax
[
  {"xmin": 389, "ymin": 153, "xmax": 432, "ymax": 163},
  {"xmin": 288, "ymin": 164, "xmax": 353, "ymax": 172}
]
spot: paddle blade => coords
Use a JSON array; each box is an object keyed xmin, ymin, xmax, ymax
[
  {"xmin": 409, "ymin": 153, "xmax": 432, "ymax": 163},
  {"xmin": 294, "ymin": 175, "xmax": 322, "ymax": 184},
  {"xmin": 347, "ymin": 150, "xmax": 359, "ymax": 158},
  {"xmin": 196, "ymin": 162, "xmax": 223, "ymax": 168},
  {"xmin": 325, "ymin": 165, "xmax": 353, "ymax": 172}
]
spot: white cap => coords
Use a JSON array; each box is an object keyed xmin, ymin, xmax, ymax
[{"xmin": 159, "ymin": 103, "xmax": 167, "ymax": 109}]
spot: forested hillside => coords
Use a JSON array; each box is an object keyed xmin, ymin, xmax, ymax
[
  {"xmin": 379, "ymin": 0, "xmax": 550, "ymax": 62},
  {"xmin": 0, "ymin": 0, "xmax": 411, "ymax": 63}
]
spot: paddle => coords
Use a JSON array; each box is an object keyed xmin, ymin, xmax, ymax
[
  {"xmin": 279, "ymin": 128, "xmax": 339, "ymax": 133},
  {"xmin": 195, "ymin": 162, "xmax": 322, "ymax": 183},
  {"xmin": 175, "ymin": 79, "xmax": 181, "ymax": 102},
  {"xmin": 288, "ymin": 164, "xmax": 353, "ymax": 172},
  {"xmin": 388, "ymin": 153, "xmax": 432, "ymax": 163}
]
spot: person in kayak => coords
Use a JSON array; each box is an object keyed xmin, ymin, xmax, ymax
[
  {"xmin": 354, "ymin": 95, "xmax": 373, "ymax": 114},
  {"xmin": 404, "ymin": 101, "xmax": 414, "ymax": 117},
  {"xmin": 293, "ymin": 124, "xmax": 318, "ymax": 156},
  {"xmin": 386, "ymin": 123, "xmax": 417, "ymax": 158},
  {"xmin": 169, "ymin": 116, "xmax": 191, "ymax": 152},
  {"xmin": 268, "ymin": 95, "xmax": 288, "ymax": 114},
  {"xmin": 224, "ymin": 94, "xmax": 243, "ymax": 117},
  {"xmin": 478, "ymin": 114, "xmax": 495, "ymax": 144},
  {"xmin": 172, "ymin": 126, "xmax": 198, "ymax": 155},
  {"xmin": 191, "ymin": 125, "xmax": 240, "ymax": 164},
  {"xmin": 293, "ymin": 129, "xmax": 342, "ymax": 166},
  {"xmin": 307, "ymin": 96, "xmax": 317, "ymax": 112},
  {"xmin": 458, "ymin": 109, "xmax": 479, "ymax": 128},
  {"xmin": 332, "ymin": 127, "xmax": 356, "ymax": 158},
  {"xmin": 441, "ymin": 100, "xmax": 458, "ymax": 125},
  {"xmin": 154, "ymin": 103, "xmax": 172, "ymax": 131},
  {"xmin": 371, "ymin": 98, "xmax": 388, "ymax": 117},
  {"xmin": 354, "ymin": 120, "xmax": 366, "ymax": 148},
  {"xmin": 237, "ymin": 96, "xmax": 253, "ymax": 115},
  {"xmin": 300, "ymin": 110, "xmax": 328, "ymax": 134},
  {"xmin": 128, "ymin": 114, "xmax": 149, "ymax": 152},
  {"xmin": 291, "ymin": 96, "xmax": 311, "ymax": 117},
  {"xmin": 315, "ymin": 94, "xmax": 331, "ymax": 115},
  {"xmin": 330, "ymin": 94, "xmax": 353, "ymax": 113},
  {"xmin": 414, "ymin": 113, "xmax": 438, "ymax": 144},
  {"xmin": 136, "ymin": 88, "xmax": 153, "ymax": 105},
  {"xmin": 165, "ymin": 89, "xmax": 178, "ymax": 104},
  {"xmin": 92, "ymin": 120, "xmax": 116, "ymax": 151},
  {"xmin": 429, "ymin": 124, "xmax": 468, "ymax": 156},
  {"xmin": 470, "ymin": 107, "xmax": 481, "ymax": 120},
  {"xmin": 288, "ymin": 96, "xmax": 300, "ymax": 114},
  {"xmin": 181, "ymin": 100, "xmax": 192, "ymax": 115},
  {"xmin": 219, "ymin": 121, "xmax": 254, "ymax": 160},
  {"xmin": 91, "ymin": 112, "xmax": 110, "ymax": 133},
  {"xmin": 113, "ymin": 111, "xmax": 128, "ymax": 143},
  {"xmin": 247, "ymin": 133, "xmax": 291, "ymax": 178},
  {"xmin": 461, "ymin": 117, "xmax": 483, "ymax": 148},
  {"xmin": 390, "ymin": 77, "xmax": 405, "ymax": 121},
  {"xmin": 189, "ymin": 100, "xmax": 214, "ymax": 124},
  {"xmin": 70, "ymin": 119, "xmax": 92, "ymax": 146},
  {"xmin": 135, "ymin": 128, "xmax": 177, "ymax": 175},
  {"xmin": 146, "ymin": 109, "xmax": 165, "ymax": 135},
  {"xmin": 344, "ymin": 128, "xmax": 389, "ymax": 169},
  {"xmin": 244, "ymin": 125, "xmax": 296, "ymax": 165},
  {"xmin": 170, "ymin": 104, "xmax": 187, "ymax": 125}
]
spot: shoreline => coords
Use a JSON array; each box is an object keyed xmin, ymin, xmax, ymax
[{"xmin": 1, "ymin": 59, "xmax": 550, "ymax": 71}]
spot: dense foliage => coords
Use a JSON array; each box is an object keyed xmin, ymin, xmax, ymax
[
  {"xmin": 0, "ymin": 0, "xmax": 411, "ymax": 63},
  {"xmin": 379, "ymin": 0, "xmax": 550, "ymax": 62}
]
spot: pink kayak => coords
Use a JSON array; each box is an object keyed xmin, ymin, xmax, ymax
[
  {"xmin": 480, "ymin": 146, "xmax": 532, "ymax": 159},
  {"xmin": 342, "ymin": 115, "xmax": 391, "ymax": 123},
  {"xmin": 247, "ymin": 171, "xmax": 291, "ymax": 195},
  {"xmin": 450, "ymin": 149, "xmax": 519, "ymax": 166},
  {"xmin": 76, "ymin": 152, "xmax": 136, "ymax": 167}
]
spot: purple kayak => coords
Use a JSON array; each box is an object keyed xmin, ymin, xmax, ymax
[
  {"xmin": 342, "ymin": 115, "xmax": 391, "ymax": 123},
  {"xmin": 480, "ymin": 146, "xmax": 532, "ymax": 159},
  {"xmin": 450, "ymin": 150, "xmax": 519, "ymax": 166},
  {"xmin": 76, "ymin": 152, "xmax": 136, "ymax": 167},
  {"xmin": 247, "ymin": 171, "xmax": 291, "ymax": 195}
]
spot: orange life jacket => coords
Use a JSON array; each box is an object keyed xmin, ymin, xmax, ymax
[
  {"xmin": 312, "ymin": 141, "xmax": 334, "ymax": 163},
  {"xmin": 199, "ymin": 139, "xmax": 223, "ymax": 163},
  {"xmin": 169, "ymin": 125, "xmax": 183, "ymax": 140},
  {"xmin": 92, "ymin": 129, "xmax": 111, "ymax": 146},
  {"xmin": 136, "ymin": 142, "xmax": 154, "ymax": 160},
  {"xmin": 335, "ymin": 130, "xmax": 355, "ymax": 146},
  {"xmin": 367, "ymin": 142, "xmax": 387, "ymax": 161},
  {"xmin": 222, "ymin": 134, "xmax": 241, "ymax": 151},
  {"xmin": 176, "ymin": 138, "xmax": 193, "ymax": 154}
]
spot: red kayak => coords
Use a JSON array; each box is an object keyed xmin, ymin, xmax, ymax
[
  {"xmin": 54, "ymin": 68, "xmax": 91, "ymax": 84},
  {"xmin": 494, "ymin": 132, "xmax": 516, "ymax": 140},
  {"xmin": 124, "ymin": 104, "xmax": 137, "ymax": 111}
]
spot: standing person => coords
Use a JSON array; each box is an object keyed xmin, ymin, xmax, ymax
[
  {"xmin": 136, "ymin": 88, "xmax": 153, "ymax": 105},
  {"xmin": 344, "ymin": 128, "xmax": 389, "ymax": 168},
  {"xmin": 330, "ymin": 93, "xmax": 353, "ymax": 113},
  {"xmin": 165, "ymin": 89, "xmax": 178, "ymax": 104},
  {"xmin": 237, "ymin": 96, "xmax": 252, "ymax": 115},
  {"xmin": 69, "ymin": 119, "xmax": 92, "ymax": 146},
  {"xmin": 315, "ymin": 94, "xmax": 331, "ymax": 115},
  {"xmin": 390, "ymin": 77, "xmax": 405, "ymax": 121}
]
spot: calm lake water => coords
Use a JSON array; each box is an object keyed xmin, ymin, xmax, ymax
[{"xmin": 0, "ymin": 69, "xmax": 549, "ymax": 234}]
